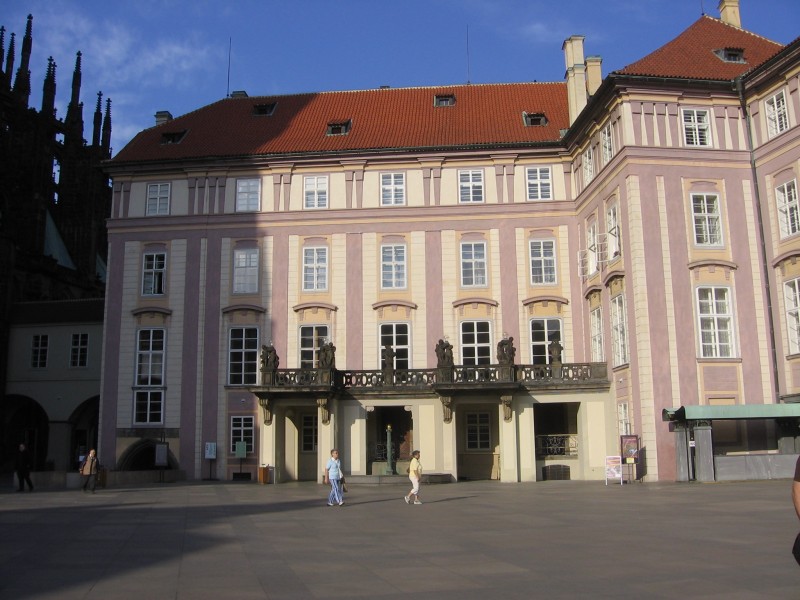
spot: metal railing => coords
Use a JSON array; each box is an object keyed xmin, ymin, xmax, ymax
[{"xmin": 535, "ymin": 434, "xmax": 579, "ymax": 457}]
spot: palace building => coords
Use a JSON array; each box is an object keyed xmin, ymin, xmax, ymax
[{"xmin": 100, "ymin": 0, "xmax": 800, "ymax": 483}]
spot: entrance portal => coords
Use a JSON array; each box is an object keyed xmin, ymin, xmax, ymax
[{"xmin": 367, "ymin": 406, "xmax": 412, "ymax": 475}]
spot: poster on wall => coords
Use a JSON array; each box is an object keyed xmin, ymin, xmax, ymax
[
  {"xmin": 621, "ymin": 435, "xmax": 640, "ymax": 464},
  {"xmin": 204, "ymin": 442, "xmax": 217, "ymax": 460}
]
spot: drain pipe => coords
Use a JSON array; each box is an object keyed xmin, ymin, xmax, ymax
[{"xmin": 736, "ymin": 76, "xmax": 781, "ymax": 403}]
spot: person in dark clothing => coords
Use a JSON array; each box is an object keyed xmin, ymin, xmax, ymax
[
  {"xmin": 15, "ymin": 443, "xmax": 34, "ymax": 492},
  {"xmin": 80, "ymin": 449, "xmax": 100, "ymax": 493}
]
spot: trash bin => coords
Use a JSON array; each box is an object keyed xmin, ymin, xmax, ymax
[{"xmin": 258, "ymin": 466, "xmax": 272, "ymax": 484}]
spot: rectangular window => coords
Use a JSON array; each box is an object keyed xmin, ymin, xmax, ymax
[
  {"xmin": 777, "ymin": 180, "xmax": 799, "ymax": 239},
  {"xmin": 586, "ymin": 223, "xmax": 598, "ymax": 275},
  {"xmin": 461, "ymin": 241, "xmax": 487, "ymax": 287},
  {"xmin": 134, "ymin": 329, "xmax": 165, "ymax": 424},
  {"xmin": 458, "ymin": 170, "xmax": 484, "ymax": 203},
  {"xmin": 31, "ymin": 334, "xmax": 48, "ymax": 368},
  {"xmin": 526, "ymin": 167, "xmax": 552, "ymax": 201},
  {"xmin": 606, "ymin": 204, "xmax": 621, "ymax": 259},
  {"xmin": 146, "ymin": 183, "xmax": 170, "ymax": 216},
  {"xmin": 766, "ymin": 90, "xmax": 789, "ymax": 138},
  {"xmin": 583, "ymin": 147, "xmax": 594, "ymax": 185},
  {"xmin": 304, "ymin": 176, "xmax": 328, "ymax": 209},
  {"xmin": 611, "ymin": 294, "xmax": 629, "ymax": 367},
  {"xmin": 236, "ymin": 178, "xmax": 260, "ymax": 212},
  {"xmin": 142, "ymin": 252, "xmax": 166, "ymax": 296},
  {"xmin": 590, "ymin": 307, "xmax": 604, "ymax": 362},
  {"xmin": 381, "ymin": 244, "xmax": 407, "ymax": 289},
  {"xmin": 529, "ymin": 240, "xmax": 556, "ymax": 285},
  {"xmin": 466, "ymin": 412, "xmax": 491, "ymax": 450},
  {"xmin": 380, "ymin": 323, "xmax": 410, "ymax": 369},
  {"xmin": 233, "ymin": 247, "xmax": 259, "ymax": 294},
  {"xmin": 70, "ymin": 333, "xmax": 89, "ymax": 368},
  {"xmin": 299, "ymin": 325, "xmax": 329, "ymax": 368},
  {"xmin": 530, "ymin": 318, "xmax": 561, "ymax": 365},
  {"xmin": 692, "ymin": 194, "xmax": 723, "ymax": 246},
  {"xmin": 381, "ymin": 173, "xmax": 406, "ymax": 206},
  {"xmin": 460, "ymin": 321, "xmax": 491, "ymax": 366},
  {"xmin": 617, "ymin": 402, "xmax": 631, "ymax": 436},
  {"xmin": 697, "ymin": 286, "xmax": 734, "ymax": 358},
  {"xmin": 303, "ymin": 247, "xmax": 328, "ymax": 291},
  {"xmin": 230, "ymin": 416, "xmax": 255, "ymax": 453},
  {"xmin": 601, "ymin": 124, "xmax": 614, "ymax": 163},
  {"xmin": 228, "ymin": 327, "xmax": 259, "ymax": 385},
  {"xmin": 785, "ymin": 278, "xmax": 800, "ymax": 355},
  {"xmin": 682, "ymin": 109, "xmax": 711, "ymax": 147},
  {"xmin": 302, "ymin": 415, "xmax": 318, "ymax": 452}
]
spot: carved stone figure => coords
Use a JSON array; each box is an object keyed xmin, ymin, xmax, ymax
[
  {"xmin": 319, "ymin": 342, "xmax": 336, "ymax": 369},
  {"xmin": 261, "ymin": 344, "xmax": 279, "ymax": 371},
  {"xmin": 497, "ymin": 337, "xmax": 516, "ymax": 365},
  {"xmin": 548, "ymin": 339, "xmax": 563, "ymax": 365}
]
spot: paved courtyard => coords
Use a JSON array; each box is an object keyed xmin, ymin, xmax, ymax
[{"xmin": 0, "ymin": 478, "xmax": 798, "ymax": 599}]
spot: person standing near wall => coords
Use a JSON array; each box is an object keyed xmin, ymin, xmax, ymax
[
  {"xmin": 80, "ymin": 449, "xmax": 99, "ymax": 493},
  {"xmin": 404, "ymin": 450, "xmax": 422, "ymax": 505},
  {"xmin": 324, "ymin": 449, "xmax": 344, "ymax": 506},
  {"xmin": 15, "ymin": 443, "xmax": 34, "ymax": 492}
]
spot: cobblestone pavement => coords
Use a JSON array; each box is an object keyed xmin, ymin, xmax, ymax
[{"xmin": 0, "ymin": 478, "xmax": 798, "ymax": 599}]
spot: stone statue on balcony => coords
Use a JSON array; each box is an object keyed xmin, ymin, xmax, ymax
[
  {"xmin": 548, "ymin": 339, "xmax": 563, "ymax": 365},
  {"xmin": 436, "ymin": 339, "xmax": 454, "ymax": 367},
  {"xmin": 497, "ymin": 337, "xmax": 516, "ymax": 365},
  {"xmin": 261, "ymin": 344, "xmax": 279, "ymax": 371},
  {"xmin": 319, "ymin": 341, "xmax": 336, "ymax": 369}
]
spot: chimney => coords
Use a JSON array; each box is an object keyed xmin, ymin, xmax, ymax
[
  {"xmin": 718, "ymin": 0, "xmax": 741, "ymax": 28},
  {"xmin": 154, "ymin": 110, "xmax": 173, "ymax": 126},
  {"xmin": 585, "ymin": 56, "xmax": 602, "ymax": 97},
  {"xmin": 563, "ymin": 35, "xmax": 587, "ymax": 125}
]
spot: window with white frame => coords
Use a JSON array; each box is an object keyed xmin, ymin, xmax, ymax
[
  {"xmin": 460, "ymin": 321, "xmax": 491, "ymax": 365},
  {"xmin": 381, "ymin": 244, "xmax": 407, "ymax": 289},
  {"xmin": 134, "ymin": 329, "xmax": 165, "ymax": 424},
  {"xmin": 380, "ymin": 322, "xmax": 410, "ymax": 369},
  {"xmin": 611, "ymin": 294, "xmax": 629, "ymax": 366},
  {"xmin": 304, "ymin": 176, "xmax": 328, "ymax": 209},
  {"xmin": 766, "ymin": 90, "xmax": 789, "ymax": 139},
  {"xmin": 785, "ymin": 278, "xmax": 800, "ymax": 355},
  {"xmin": 590, "ymin": 307, "xmax": 604, "ymax": 362},
  {"xmin": 303, "ymin": 247, "xmax": 328, "ymax": 291},
  {"xmin": 230, "ymin": 416, "xmax": 254, "ymax": 453},
  {"xmin": 617, "ymin": 402, "xmax": 631, "ymax": 436},
  {"xmin": 530, "ymin": 318, "xmax": 561, "ymax": 365},
  {"xmin": 228, "ymin": 327, "xmax": 259, "ymax": 385},
  {"xmin": 458, "ymin": 169, "xmax": 484, "ymax": 203},
  {"xmin": 299, "ymin": 325, "xmax": 329, "ymax": 368},
  {"xmin": 777, "ymin": 179, "xmax": 799, "ymax": 239},
  {"xmin": 526, "ymin": 167, "xmax": 552, "ymax": 201},
  {"xmin": 583, "ymin": 147, "xmax": 594, "ymax": 185},
  {"xmin": 146, "ymin": 183, "xmax": 170, "ymax": 216},
  {"xmin": 236, "ymin": 178, "xmax": 260, "ymax": 212},
  {"xmin": 697, "ymin": 286, "xmax": 734, "ymax": 358},
  {"xmin": 233, "ymin": 247, "xmax": 259, "ymax": 294},
  {"xmin": 381, "ymin": 173, "xmax": 406, "ymax": 206},
  {"xmin": 31, "ymin": 334, "xmax": 48, "ymax": 368},
  {"xmin": 586, "ymin": 222, "xmax": 598, "ymax": 275},
  {"xmin": 606, "ymin": 203, "xmax": 621, "ymax": 258},
  {"xmin": 466, "ymin": 412, "xmax": 491, "ymax": 450},
  {"xmin": 70, "ymin": 333, "xmax": 89, "ymax": 368},
  {"xmin": 691, "ymin": 193, "xmax": 723, "ymax": 246},
  {"xmin": 142, "ymin": 252, "xmax": 166, "ymax": 296},
  {"xmin": 601, "ymin": 124, "xmax": 614, "ymax": 164},
  {"xmin": 302, "ymin": 415, "xmax": 318, "ymax": 452},
  {"xmin": 529, "ymin": 240, "xmax": 556, "ymax": 285},
  {"xmin": 682, "ymin": 109, "xmax": 711, "ymax": 147},
  {"xmin": 460, "ymin": 241, "xmax": 487, "ymax": 287}
]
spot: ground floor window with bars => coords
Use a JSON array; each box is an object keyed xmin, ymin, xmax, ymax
[
  {"xmin": 231, "ymin": 416, "xmax": 254, "ymax": 453},
  {"xmin": 466, "ymin": 412, "xmax": 491, "ymax": 450}
]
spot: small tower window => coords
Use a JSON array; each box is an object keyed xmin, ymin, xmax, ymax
[
  {"xmin": 253, "ymin": 103, "xmax": 277, "ymax": 116},
  {"xmin": 326, "ymin": 120, "xmax": 352, "ymax": 136},
  {"xmin": 523, "ymin": 112, "xmax": 548, "ymax": 127},
  {"xmin": 434, "ymin": 94, "xmax": 456, "ymax": 107}
]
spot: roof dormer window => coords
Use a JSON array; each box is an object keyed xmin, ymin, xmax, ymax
[
  {"xmin": 523, "ymin": 112, "xmax": 548, "ymax": 127},
  {"xmin": 326, "ymin": 119, "xmax": 352, "ymax": 136},
  {"xmin": 253, "ymin": 102, "xmax": 277, "ymax": 116},
  {"xmin": 434, "ymin": 94, "xmax": 456, "ymax": 107},
  {"xmin": 160, "ymin": 130, "xmax": 187, "ymax": 145},
  {"xmin": 713, "ymin": 47, "xmax": 745, "ymax": 63}
]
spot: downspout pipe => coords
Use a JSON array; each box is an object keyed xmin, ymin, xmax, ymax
[{"xmin": 736, "ymin": 76, "xmax": 781, "ymax": 403}]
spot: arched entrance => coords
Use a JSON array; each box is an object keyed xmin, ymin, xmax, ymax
[
  {"xmin": 1, "ymin": 395, "xmax": 49, "ymax": 472},
  {"xmin": 117, "ymin": 439, "xmax": 178, "ymax": 471},
  {"xmin": 69, "ymin": 396, "xmax": 99, "ymax": 470}
]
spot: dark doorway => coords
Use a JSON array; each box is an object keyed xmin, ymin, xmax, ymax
[{"xmin": 367, "ymin": 406, "xmax": 412, "ymax": 474}]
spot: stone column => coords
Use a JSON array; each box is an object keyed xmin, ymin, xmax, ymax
[{"xmin": 498, "ymin": 395, "xmax": 519, "ymax": 482}]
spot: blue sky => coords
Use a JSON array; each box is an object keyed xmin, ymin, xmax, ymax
[{"xmin": 3, "ymin": 0, "xmax": 798, "ymax": 154}]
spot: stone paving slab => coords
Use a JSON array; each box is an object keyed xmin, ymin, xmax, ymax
[{"xmin": 0, "ymin": 479, "xmax": 798, "ymax": 599}]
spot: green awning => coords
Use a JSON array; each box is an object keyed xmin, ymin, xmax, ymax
[{"xmin": 662, "ymin": 404, "xmax": 800, "ymax": 421}]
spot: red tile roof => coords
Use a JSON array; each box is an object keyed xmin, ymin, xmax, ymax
[
  {"xmin": 616, "ymin": 15, "xmax": 783, "ymax": 80},
  {"xmin": 110, "ymin": 83, "xmax": 569, "ymax": 165}
]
